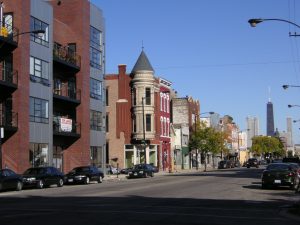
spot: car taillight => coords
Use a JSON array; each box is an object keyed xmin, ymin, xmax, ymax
[{"xmin": 287, "ymin": 172, "xmax": 294, "ymax": 177}]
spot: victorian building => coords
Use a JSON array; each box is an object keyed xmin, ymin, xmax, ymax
[{"xmin": 106, "ymin": 50, "xmax": 172, "ymax": 169}]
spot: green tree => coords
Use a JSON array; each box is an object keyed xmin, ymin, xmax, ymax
[
  {"xmin": 250, "ymin": 136, "xmax": 285, "ymax": 158},
  {"xmin": 189, "ymin": 121, "xmax": 227, "ymax": 171}
]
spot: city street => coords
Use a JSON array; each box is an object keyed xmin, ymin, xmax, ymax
[{"xmin": 0, "ymin": 167, "xmax": 299, "ymax": 225}]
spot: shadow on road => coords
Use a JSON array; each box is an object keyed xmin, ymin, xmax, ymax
[{"xmin": 0, "ymin": 194, "xmax": 297, "ymax": 225}]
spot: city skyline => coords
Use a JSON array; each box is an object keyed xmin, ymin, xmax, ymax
[{"xmin": 93, "ymin": 0, "xmax": 300, "ymax": 143}]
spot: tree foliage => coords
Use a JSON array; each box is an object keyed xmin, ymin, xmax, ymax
[
  {"xmin": 250, "ymin": 136, "xmax": 285, "ymax": 157},
  {"xmin": 189, "ymin": 121, "xmax": 227, "ymax": 170}
]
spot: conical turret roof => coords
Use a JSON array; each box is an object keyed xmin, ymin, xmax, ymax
[{"xmin": 131, "ymin": 50, "xmax": 154, "ymax": 73}]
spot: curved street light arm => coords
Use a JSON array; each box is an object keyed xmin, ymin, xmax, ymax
[
  {"xmin": 282, "ymin": 84, "xmax": 300, "ymax": 90},
  {"xmin": 248, "ymin": 18, "xmax": 300, "ymax": 29}
]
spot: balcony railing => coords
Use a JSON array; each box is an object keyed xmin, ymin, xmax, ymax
[
  {"xmin": 53, "ymin": 117, "xmax": 81, "ymax": 136},
  {"xmin": 1, "ymin": 68, "xmax": 18, "ymax": 86},
  {"xmin": 53, "ymin": 43, "xmax": 81, "ymax": 69},
  {"xmin": 0, "ymin": 110, "xmax": 18, "ymax": 128},
  {"xmin": 53, "ymin": 87, "xmax": 81, "ymax": 102}
]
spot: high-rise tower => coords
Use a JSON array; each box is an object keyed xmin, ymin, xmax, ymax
[{"xmin": 266, "ymin": 101, "xmax": 275, "ymax": 136}]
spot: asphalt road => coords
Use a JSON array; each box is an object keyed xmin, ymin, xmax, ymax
[{"xmin": 0, "ymin": 166, "xmax": 299, "ymax": 225}]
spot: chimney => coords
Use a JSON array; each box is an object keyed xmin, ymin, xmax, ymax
[{"xmin": 118, "ymin": 64, "xmax": 126, "ymax": 76}]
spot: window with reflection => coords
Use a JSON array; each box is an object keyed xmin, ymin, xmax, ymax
[{"xmin": 30, "ymin": 16, "xmax": 49, "ymax": 47}]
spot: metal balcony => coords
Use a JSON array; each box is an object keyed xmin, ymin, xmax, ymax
[
  {"xmin": 0, "ymin": 110, "xmax": 18, "ymax": 141},
  {"xmin": 53, "ymin": 43, "xmax": 81, "ymax": 72},
  {"xmin": 0, "ymin": 24, "xmax": 19, "ymax": 58},
  {"xmin": 0, "ymin": 68, "xmax": 18, "ymax": 94}
]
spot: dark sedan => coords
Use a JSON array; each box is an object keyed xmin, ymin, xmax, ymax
[
  {"xmin": 65, "ymin": 166, "xmax": 104, "ymax": 184},
  {"xmin": 0, "ymin": 169, "xmax": 23, "ymax": 192},
  {"xmin": 128, "ymin": 164, "xmax": 154, "ymax": 178},
  {"xmin": 261, "ymin": 163, "xmax": 299, "ymax": 189},
  {"xmin": 22, "ymin": 167, "xmax": 64, "ymax": 189}
]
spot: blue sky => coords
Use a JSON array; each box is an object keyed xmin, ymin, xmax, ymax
[{"xmin": 92, "ymin": 0, "xmax": 300, "ymax": 143}]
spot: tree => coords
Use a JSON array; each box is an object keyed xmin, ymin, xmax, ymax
[
  {"xmin": 250, "ymin": 136, "xmax": 285, "ymax": 158},
  {"xmin": 189, "ymin": 121, "xmax": 227, "ymax": 171}
]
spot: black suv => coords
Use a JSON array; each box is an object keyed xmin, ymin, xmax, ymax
[
  {"xmin": 23, "ymin": 167, "xmax": 64, "ymax": 189},
  {"xmin": 65, "ymin": 166, "xmax": 104, "ymax": 184},
  {"xmin": 246, "ymin": 158, "xmax": 259, "ymax": 168}
]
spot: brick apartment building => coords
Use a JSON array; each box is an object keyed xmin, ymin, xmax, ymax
[
  {"xmin": 105, "ymin": 50, "xmax": 172, "ymax": 170},
  {"xmin": 0, "ymin": 0, "xmax": 106, "ymax": 173}
]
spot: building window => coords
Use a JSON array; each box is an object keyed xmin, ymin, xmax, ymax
[
  {"xmin": 133, "ymin": 117, "xmax": 137, "ymax": 133},
  {"xmin": 164, "ymin": 117, "xmax": 167, "ymax": 136},
  {"xmin": 90, "ymin": 78, "xmax": 102, "ymax": 100},
  {"xmin": 30, "ymin": 16, "xmax": 49, "ymax": 47},
  {"xmin": 167, "ymin": 118, "xmax": 170, "ymax": 137},
  {"xmin": 106, "ymin": 113, "xmax": 109, "ymax": 132},
  {"xmin": 90, "ymin": 110, "xmax": 102, "ymax": 131},
  {"xmin": 30, "ymin": 97, "xmax": 49, "ymax": 123},
  {"xmin": 166, "ymin": 94, "xmax": 170, "ymax": 113},
  {"xmin": 29, "ymin": 143, "xmax": 49, "ymax": 167},
  {"xmin": 90, "ymin": 26, "xmax": 102, "ymax": 69},
  {"xmin": 146, "ymin": 114, "xmax": 151, "ymax": 132},
  {"xmin": 30, "ymin": 56, "xmax": 49, "ymax": 85},
  {"xmin": 160, "ymin": 93, "xmax": 163, "ymax": 111},
  {"xmin": 106, "ymin": 88, "xmax": 109, "ymax": 106},
  {"xmin": 163, "ymin": 94, "xmax": 167, "ymax": 112},
  {"xmin": 90, "ymin": 146, "xmax": 103, "ymax": 167},
  {"xmin": 145, "ymin": 88, "xmax": 151, "ymax": 105},
  {"xmin": 160, "ymin": 117, "xmax": 163, "ymax": 136},
  {"xmin": 133, "ymin": 88, "xmax": 136, "ymax": 106},
  {"xmin": 53, "ymin": 146, "xmax": 63, "ymax": 172}
]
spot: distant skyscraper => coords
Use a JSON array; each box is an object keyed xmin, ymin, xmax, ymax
[
  {"xmin": 266, "ymin": 101, "xmax": 275, "ymax": 136},
  {"xmin": 246, "ymin": 116, "xmax": 259, "ymax": 147},
  {"xmin": 286, "ymin": 117, "xmax": 293, "ymax": 147}
]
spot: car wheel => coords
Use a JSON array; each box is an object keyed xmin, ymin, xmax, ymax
[
  {"xmin": 0, "ymin": 183, "xmax": 3, "ymax": 191},
  {"xmin": 262, "ymin": 183, "xmax": 267, "ymax": 189},
  {"xmin": 85, "ymin": 177, "xmax": 90, "ymax": 184},
  {"xmin": 98, "ymin": 176, "xmax": 103, "ymax": 183},
  {"xmin": 16, "ymin": 181, "xmax": 23, "ymax": 191},
  {"xmin": 57, "ymin": 178, "xmax": 64, "ymax": 187},
  {"xmin": 37, "ymin": 180, "xmax": 44, "ymax": 189}
]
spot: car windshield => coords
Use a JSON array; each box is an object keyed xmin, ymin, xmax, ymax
[
  {"xmin": 266, "ymin": 164, "xmax": 290, "ymax": 171},
  {"xmin": 24, "ymin": 168, "xmax": 46, "ymax": 175}
]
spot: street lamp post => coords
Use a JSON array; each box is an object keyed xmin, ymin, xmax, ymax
[
  {"xmin": 248, "ymin": 18, "xmax": 300, "ymax": 36},
  {"xmin": 142, "ymin": 97, "xmax": 146, "ymax": 164}
]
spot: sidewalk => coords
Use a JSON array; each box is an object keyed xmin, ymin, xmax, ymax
[{"xmin": 104, "ymin": 167, "xmax": 215, "ymax": 182}]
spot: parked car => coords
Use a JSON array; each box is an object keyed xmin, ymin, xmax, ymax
[
  {"xmin": 128, "ymin": 164, "xmax": 154, "ymax": 178},
  {"xmin": 65, "ymin": 166, "xmax": 104, "ymax": 184},
  {"xmin": 261, "ymin": 163, "xmax": 299, "ymax": 189},
  {"xmin": 282, "ymin": 157, "xmax": 300, "ymax": 165},
  {"xmin": 246, "ymin": 158, "xmax": 259, "ymax": 168},
  {"xmin": 149, "ymin": 164, "xmax": 159, "ymax": 173},
  {"xmin": 23, "ymin": 167, "xmax": 64, "ymax": 189},
  {"xmin": 120, "ymin": 167, "xmax": 133, "ymax": 174},
  {"xmin": 0, "ymin": 169, "xmax": 23, "ymax": 192},
  {"xmin": 234, "ymin": 161, "xmax": 241, "ymax": 167},
  {"xmin": 218, "ymin": 160, "xmax": 234, "ymax": 169}
]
